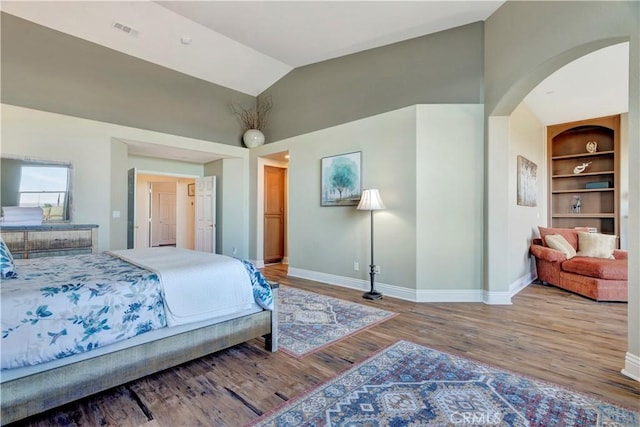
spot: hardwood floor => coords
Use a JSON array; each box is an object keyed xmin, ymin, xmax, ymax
[{"xmin": 12, "ymin": 264, "xmax": 639, "ymax": 426}]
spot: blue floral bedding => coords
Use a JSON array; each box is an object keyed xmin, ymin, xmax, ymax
[{"xmin": 1, "ymin": 254, "xmax": 166, "ymax": 370}]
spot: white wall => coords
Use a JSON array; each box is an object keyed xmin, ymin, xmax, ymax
[{"xmin": 507, "ymin": 103, "xmax": 545, "ymax": 290}]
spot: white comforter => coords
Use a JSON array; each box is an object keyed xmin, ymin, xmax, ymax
[{"xmin": 108, "ymin": 248, "xmax": 255, "ymax": 326}]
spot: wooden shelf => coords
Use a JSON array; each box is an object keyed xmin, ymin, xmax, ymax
[
  {"xmin": 551, "ymin": 171, "xmax": 615, "ymax": 179},
  {"xmin": 552, "ymin": 171, "xmax": 614, "ymax": 179},
  {"xmin": 552, "ymin": 188, "xmax": 613, "ymax": 194},
  {"xmin": 551, "ymin": 150, "xmax": 614, "ymax": 160},
  {"xmin": 552, "ymin": 213, "xmax": 615, "ymax": 218}
]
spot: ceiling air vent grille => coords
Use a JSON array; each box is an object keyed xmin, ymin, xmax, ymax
[{"xmin": 112, "ymin": 21, "xmax": 139, "ymax": 37}]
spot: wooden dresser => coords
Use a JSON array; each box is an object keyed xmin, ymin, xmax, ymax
[{"xmin": 0, "ymin": 224, "xmax": 98, "ymax": 259}]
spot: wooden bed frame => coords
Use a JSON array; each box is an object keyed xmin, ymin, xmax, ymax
[{"xmin": 0, "ymin": 285, "xmax": 278, "ymax": 425}]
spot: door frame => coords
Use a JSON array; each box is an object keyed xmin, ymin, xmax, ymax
[
  {"xmin": 194, "ymin": 175, "xmax": 217, "ymax": 253},
  {"xmin": 131, "ymin": 170, "xmax": 198, "ymax": 249},
  {"xmin": 256, "ymin": 157, "xmax": 288, "ymax": 267},
  {"xmin": 152, "ymin": 189, "xmax": 178, "ymax": 247}
]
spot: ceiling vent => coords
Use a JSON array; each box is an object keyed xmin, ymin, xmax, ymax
[{"xmin": 112, "ymin": 21, "xmax": 139, "ymax": 37}]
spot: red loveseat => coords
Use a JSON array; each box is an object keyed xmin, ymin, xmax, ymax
[{"xmin": 530, "ymin": 227, "xmax": 628, "ymax": 302}]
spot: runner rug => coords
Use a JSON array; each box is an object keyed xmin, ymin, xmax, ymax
[
  {"xmin": 251, "ymin": 340, "xmax": 639, "ymax": 426},
  {"xmin": 277, "ymin": 286, "xmax": 396, "ymax": 358}
]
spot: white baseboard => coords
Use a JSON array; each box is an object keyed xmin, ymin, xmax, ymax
[
  {"xmin": 253, "ymin": 260, "xmax": 265, "ymax": 268},
  {"xmin": 284, "ymin": 268, "xmax": 539, "ymax": 305},
  {"xmin": 288, "ymin": 268, "xmax": 487, "ymax": 303},
  {"xmin": 510, "ymin": 271, "xmax": 536, "ymax": 296},
  {"xmin": 480, "ymin": 271, "xmax": 536, "ymax": 305},
  {"xmin": 417, "ymin": 288, "xmax": 483, "ymax": 303},
  {"xmin": 483, "ymin": 290, "xmax": 513, "ymax": 305},
  {"xmin": 622, "ymin": 351, "xmax": 640, "ymax": 381}
]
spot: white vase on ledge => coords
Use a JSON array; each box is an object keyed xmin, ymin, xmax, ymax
[{"xmin": 243, "ymin": 129, "xmax": 265, "ymax": 148}]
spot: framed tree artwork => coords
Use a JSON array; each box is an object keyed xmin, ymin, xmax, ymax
[{"xmin": 321, "ymin": 151, "xmax": 362, "ymax": 206}]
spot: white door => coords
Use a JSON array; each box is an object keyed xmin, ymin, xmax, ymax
[
  {"xmin": 195, "ymin": 176, "xmax": 216, "ymax": 253},
  {"xmin": 157, "ymin": 192, "xmax": 177, "ymax": 245},
  {"xmin": 135, "ymin": 182, "xmax": 151, "ymax": 249}
]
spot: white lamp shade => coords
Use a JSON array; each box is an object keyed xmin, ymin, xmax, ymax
[{"xmin": 357, "ymin": 189, "xmax": 385, "ymax": 211}]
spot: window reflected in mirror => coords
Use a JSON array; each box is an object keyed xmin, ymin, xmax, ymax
[{"xmin": 1, "ymin": 157, "xmax": 72, "ymax": 222}]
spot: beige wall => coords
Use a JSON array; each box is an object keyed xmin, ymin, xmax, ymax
[
  {"xmin": 485, "ymin": 0, "xmax": 639, "ymax": 379},
  {"xmin": 251, "ymin": 107, "xmax": 418, "ymax": 293},
  {"xmin": 1, "ymin": 104, "xmax": 248, "ymax": 252},
  {"xmin": 205, "ymin": 158, "xmax": 250, "ymax": 258},
  {"xmin": 251, "ymin": 105, "xmax": 485, "ymax": 301},
  {"xmin": 1, "ymin": 105, "xmax": 113, "ymax": 250},
  {"xmin": 507, "ymin": 103, "xmax": 545, "ymax": 289},
  {"xmin": 287, "ymin": 107, "xmax": 418, "ymax": 289},
  {"xmin": 416, "ymin": 105, "xmax": 484, "ymax": 298}
]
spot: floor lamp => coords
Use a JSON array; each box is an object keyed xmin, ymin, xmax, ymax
[{"xmin": 357, "ymin": 189, "xmax": 385, "ymax": 300}]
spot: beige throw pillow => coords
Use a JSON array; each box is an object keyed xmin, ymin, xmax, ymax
[
  {"xmin": 577, "ymin": 232, "xmax": 616, "ymax": 259},
  {"xmin": 544, "ymin": 234, "xmax": 576, "ymax": 259}
]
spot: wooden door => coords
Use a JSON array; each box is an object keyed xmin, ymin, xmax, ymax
[
  {"xmin": 264, "ymin": 166, "xmax": 285, "ymax": 263},
  {"xmin": 195, "ymin": 176, "xmax": 216, "ymax": 253}
]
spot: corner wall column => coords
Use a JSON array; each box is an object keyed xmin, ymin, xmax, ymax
[{"xmin": 485, "ymin": 116, "xmax": 512, "ymax": 304}]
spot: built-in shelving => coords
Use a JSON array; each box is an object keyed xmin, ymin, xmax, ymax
[{"xmin": 547, "ymin": 115, "xmax": 620, "ymax": 236}]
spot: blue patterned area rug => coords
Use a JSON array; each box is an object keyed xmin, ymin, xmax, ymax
[
  {"xmin": 278, "ymin": 286, "xmax": 397, "ymax": 358},
  {"xmin": 252, "ymin": 340, "xmax": 639, "ymax": 426}
]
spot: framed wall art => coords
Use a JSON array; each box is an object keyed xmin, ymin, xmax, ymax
[
  {"xmin": 321, "ymin": 151, "xmax": 362, "ymax": 206},
  {"xmin": 517, "ymin": 155, "xmax": 537, "ymax": 207}
]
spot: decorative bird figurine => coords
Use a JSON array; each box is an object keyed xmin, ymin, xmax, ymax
[{"xmin": 573, "ymin": 162, "xmax": 592, "ymax": 174}]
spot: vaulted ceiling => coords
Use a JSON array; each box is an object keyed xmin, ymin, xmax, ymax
[{"xmin": 1, "ymin": 1, "xmax": 629, "ymax": 130}]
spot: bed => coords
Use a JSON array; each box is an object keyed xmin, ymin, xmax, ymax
[{"xmin": 0, "ymin": 245, "xmax": 278, "ymax": 425}]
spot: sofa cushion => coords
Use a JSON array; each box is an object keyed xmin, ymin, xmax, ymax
[
  {"xmin": 561, "ymin": 256, "xmax": 628, "ymax": 280},
  {"xmin": 538, "ymin": 226, "xmax": 589, "ymax": 250},
  {"xmin": 577, "ymin": 232, "xmax": 616, "ymax": 259},
  {"xmin": 544, "ymin": 234, "xmax": 576, "ymax": 259}
]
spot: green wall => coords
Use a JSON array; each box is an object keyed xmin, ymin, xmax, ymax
[
  {"xmin": 262, "ymin": 22, "xmax": 484, "ymax": 142},
  {"xmin": 0, "ymin": 12, "xmax": 253, "ymax": 147}
]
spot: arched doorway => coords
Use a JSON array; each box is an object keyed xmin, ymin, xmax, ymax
[{"xmin": 485, "ymin": 38, "xmax": 638, "ymax": 381}]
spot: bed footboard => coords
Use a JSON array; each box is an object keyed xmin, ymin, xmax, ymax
[
  {"xmin": 264, "ymin": 283, "xmax": 279, "ymax": 352},
  {"xmin": 1, "ymin": 301, "xmax": 277, "ymax": 425}
]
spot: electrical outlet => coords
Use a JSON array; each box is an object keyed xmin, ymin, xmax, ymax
[
  {"xmin": 232, "ymin": 247, "xmax": 237, "ymax": 255},
  {"xmin": 353, "ymin": 261, "xmax": 359, "ymax": 271},
  {"xmin": 374, "ymin": 265, "xmax": 381, "ymax": 274}
]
